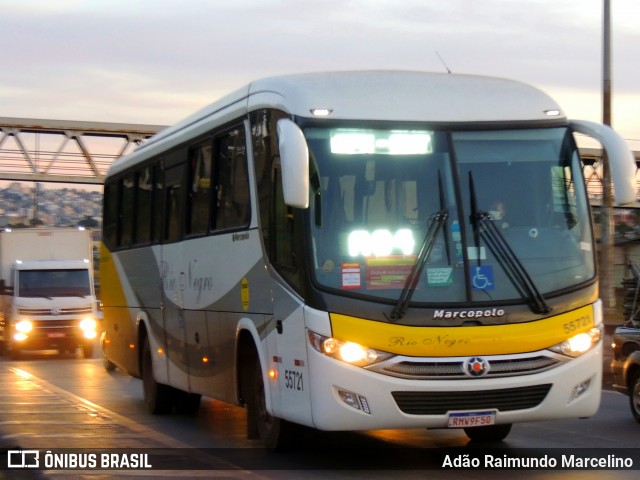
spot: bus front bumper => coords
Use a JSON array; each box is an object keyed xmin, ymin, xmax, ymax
[{"xmin": 306, "ymin": 341, "xmax": 602, "ymax": 431}]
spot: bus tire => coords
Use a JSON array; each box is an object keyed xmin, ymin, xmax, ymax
[
  {"xmin": 102, "ymin": 347, "xmax": 116, "ymax": 372},
  {"xmin": 248, "ymin": 357, "xmax": 297, "ymax": 450},
  {"xmin": 173, "ymin": 389, "xmax": 202, "ymax": 415},
  {"xmin": 101, "ymin": 332, "xmax": 116, "ymax": 371},
  {"xmin": 629, "ymin": 372, "xmax": 640, "ymax": 423},
  {"xmin": 464, "ymin": 423, "xmax": 512, "ymax": 442},
  {"xmin": 141, "ymin": 336, "xmax": 173, "ymax": 414}
]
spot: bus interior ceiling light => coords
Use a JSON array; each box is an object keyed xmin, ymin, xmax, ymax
[{"xmin": 330, "ymin": 129, "xmax": 433, "ymax": 155}]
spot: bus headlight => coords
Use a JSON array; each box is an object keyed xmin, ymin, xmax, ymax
[
  {"xmin": 308, "ymin": 330, "xmax": 393, "ymax": 367},
  {"xmin": 79, "ymin": 318, "xmax": 98, "ymax": 339},
  {"xmin": 549, "ymin": 325, "xmax": 602, "ymax": 358}
]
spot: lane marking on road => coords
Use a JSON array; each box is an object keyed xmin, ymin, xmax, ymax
[{"xmin": 2, "ymin": 367, "xmax": 263, "ymax": 478}]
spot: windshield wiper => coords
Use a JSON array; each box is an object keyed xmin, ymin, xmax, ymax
[
  {"xmin": 387, "ymin": 209, "xmax": 448, "ymax": 321},
  {"xmin": 468, "ymin": 172, "xmax": 551, "ymax": 315},
  {"xmin": 388, "ymin": 171, "xmax": 449, "ymax": 321}
]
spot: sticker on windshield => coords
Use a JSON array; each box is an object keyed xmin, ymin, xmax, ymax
[
  {"xmin": 471, "ymin": 265, "xmax": 495, "ymax": 291},
  {"xmin": 341, "ymin": 263, "xmax": 362, "ymax": 289},
  {"xmin": 365, "ymin": 256, "xmax": 414, "ymax": 290},
  {"xmin": 427, "ymin": 268, "xmax": 453, "ymax": 286},
  {"xmin": 467, "ymin": 246, "xmax": 487, "ymax": 260}
]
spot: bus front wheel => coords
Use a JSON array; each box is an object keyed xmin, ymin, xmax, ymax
[
  {"xmin": 141, "ymin": 336, "xmax": 173, "ymax": 414},
  {"xmin": 464, "ymin": 423, "xmax": 512, "ymax": 442},
  {"xmin": 247, "ymin": 358, "xmax": 297, "ymax": 450}
]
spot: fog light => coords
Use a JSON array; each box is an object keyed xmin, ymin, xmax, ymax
[
  {"xmin": 14, "ymin": 332, "xmax": 28, "ymax": 342},
  {"xmin": 338, "ymin": 389, "xmax": 371, "ymax": 414},
  {"xmin": 568, "ymin": 378, "xmax": 591, "ymax": 404}
]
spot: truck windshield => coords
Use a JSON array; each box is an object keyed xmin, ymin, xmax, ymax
[
  {"xmin": 18, "ymin": 269, "xmax": 91, "ymax": 298},
  {"xmin": 307, "ymin": 126, "xmax": 594, "ymax": 307}
]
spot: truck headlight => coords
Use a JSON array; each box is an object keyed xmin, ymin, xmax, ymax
[
  {"xmin": 308, "ymin": 330, "xmax": 393, "ymax": 367},
  {"xmin": 549, "ymin": 325, "xmax": 602, "ymax": 358},
  {"xmin": 79, "ymin": 318, "xmax": 97, "ymax": 339},
  {"xmin": 15, "ymin": 320, "xmax": 33, "ymax": 334}
]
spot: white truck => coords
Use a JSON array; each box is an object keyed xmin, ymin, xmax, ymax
[{"xmin": 0, "ymin": 227, "xmax": 98, "ymax": 359}]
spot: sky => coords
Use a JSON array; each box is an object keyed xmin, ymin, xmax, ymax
[{"xmin": 1, "ymin": 0, "xmax": 640, "ymax": 150}]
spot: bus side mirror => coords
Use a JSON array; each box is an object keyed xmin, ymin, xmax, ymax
[
  {"xmin": 570, "ymin": 119, "xmax": 636, "ymax": 205},
  {"xmin": 277, "ymin": 119, "xmax": 309, "ymax": 209}
]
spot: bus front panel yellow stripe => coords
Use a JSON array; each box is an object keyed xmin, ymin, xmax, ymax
[{"xmin": 330, "ymin": 305, "xmax": 595, "ymax": 357}]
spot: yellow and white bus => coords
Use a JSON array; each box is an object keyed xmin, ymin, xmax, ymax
[{"xmin": 100, "ymin": 71, "xmax": 636, "ymax": 447}]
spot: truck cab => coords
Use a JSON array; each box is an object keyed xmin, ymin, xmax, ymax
[{"xmin": 0, "ymin": 228, "xmax": 99, "ymax": 359}]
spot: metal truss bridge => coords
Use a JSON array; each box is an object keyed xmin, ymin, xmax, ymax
[
  {"xmin": 0, "ymin": 117, "xmax": 165, "ymax": 185},
  {"xmin": 1, "ymin": 117, "xmax": 639, "ymax": 204}
]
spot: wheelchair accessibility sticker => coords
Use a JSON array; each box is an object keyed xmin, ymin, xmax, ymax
[{"xmin": 471, "ymin": 265, "xmax": 494, "ymax": 291}]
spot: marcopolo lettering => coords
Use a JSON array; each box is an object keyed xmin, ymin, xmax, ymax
[{"xmin": 433, "ymin": 308, "xmax": 505, "ymax": 320}]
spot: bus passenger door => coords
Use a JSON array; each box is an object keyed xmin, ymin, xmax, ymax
[
  {"xmin": 271, "ymin": 285, "xmax": 312, "ymax": 426},
  {"xmin": 267, "ymin": 163, "xmax": 312, "ymax": 425}
]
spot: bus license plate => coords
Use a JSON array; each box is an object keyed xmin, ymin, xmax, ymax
[
  {"xmin": 47, "ymin": 332, "xmax": 66, "ymax": 338},
  {"xmin": 447, "ymin": 411, "xmax": 496, "ymax": 428}
]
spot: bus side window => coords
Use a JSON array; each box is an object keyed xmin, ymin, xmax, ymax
[
  {"xmin": 135, "ymin": 165, "xmax": 153, "ymax": 245},
  {"xmin": 120, "ymin": 173, "xmax": 135, "ymax": 247},
  {"xmin": 188, "ymin": 141, "xmax": 213, "ymax": 235},
  {"xmin": 151, "ymin": 163, "xmax": 164, "ymax": 244},
  {"xmin": 213, "ymin": 126, "xmax": 250, "ymax": 231},
  {"xmin": 272, "ymin": 163, "xmax": 301, "ymax": 291},
  {"xmin": 250, "ymin": 109, "xmax": 301, "ymax": 290},
  {"xmin": 164, "ymin": 163, "xmax": 185, "ymax": 243},
  {"xmin": 103, "ymin": 181, "xmax": 120, "ymax": 249}
]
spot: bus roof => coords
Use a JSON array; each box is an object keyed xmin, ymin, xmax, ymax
[{"xmin": 108, "ymin": 71, "xmax": 565, "ymax": 177}]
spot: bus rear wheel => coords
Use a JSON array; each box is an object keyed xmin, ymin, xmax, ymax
[
  {"xmin": 141, "ymin": 336, "xmax": 173, "ymax": 414},
  {"xmin": 464, "ymin": 423, "xmax": 512, "ymax": 442}
]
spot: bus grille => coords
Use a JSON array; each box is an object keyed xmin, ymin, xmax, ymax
[
  {"xmin": 391, "ymin": 384, "xmax": 552, "ymax": 415},
  {"xmin": 372, "ymin": 354, "xmax": 562, "ymax": 379}
]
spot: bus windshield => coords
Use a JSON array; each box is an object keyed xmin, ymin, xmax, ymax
[{"xmin": 307, "ymin": 126, "xmax": 594, "ymax": 307}]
